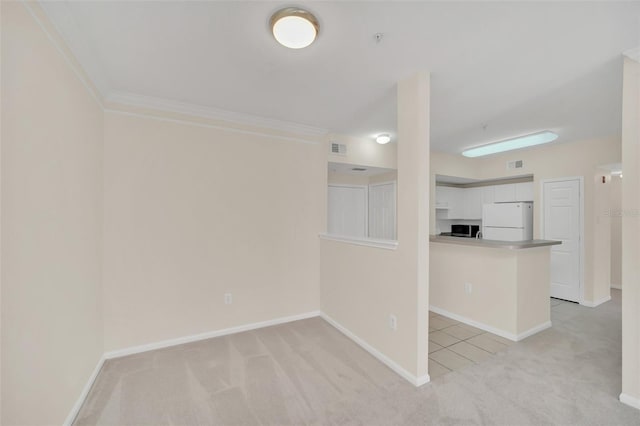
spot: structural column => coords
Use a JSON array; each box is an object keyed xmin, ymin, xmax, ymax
[
  {"xmin": 397, "ymin": 72, "xmax": 430, "ymax": 380},
  {"xmin": 621, "ymin": 54, "xmax": 640, "ymax": 410}
]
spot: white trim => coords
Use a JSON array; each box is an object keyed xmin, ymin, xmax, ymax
[
  {"xmin": 22, "ymin": 1, "xmax": 103, "ymax": 107},
  {"xmin": 106, "ymin": 91, "xmax": 328, "ymax": 138},
  {"xmin": 540, "ymin": 177, "xmax": 585, "ymax": 303},
  {"xmin": 63, "ymin": 355, "xmax": 106, "ymax": 426},
  {"xmin": 320, "ymin": 313, "xmax": 430, "ymax": 387},
  {"xmin": 27, "ymin": 3, "xmax": 332, "ymax": 140},
  {"xmin": 429, "ymin": 305, "xmax": 552, "ymax": 342},
  {"xmin": 611, "ymin": 283, "xmax": 622, "ymax": 290},
  {"xmin": 516, "ymin": 321, "xmax": 553, "ymax": 341},
  {"xmin": 67, "ymin": 309, "xmax": 431, "ymax": 423},
  {"xmin": 318, "ymin": 233, "xmax": 398, "ymax": 250},
  {"xmin": 104, "ymin": 109, "xmax": 321, "ymax": 146},
  {"xmin": 620, "ymin": 393, "xmax": 640, "ymax": 410},
  {"xmin": 104, "ymin": 311, "xmax": 321, "ymax": 359},
  {"xmin": 580, "ymin": 295, "xmax": 612, "ymax": 308}
]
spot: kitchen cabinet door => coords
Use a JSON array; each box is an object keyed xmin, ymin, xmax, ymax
[
  {"xmin": 482, "ymin": 186, "xmax": 495, "ymax": 205},
  {"xmin": 464, "ymin": 187, "xmax": 483, "ymax": 219},
  {"xmin": 436, "ymin": 186, "xmax": 464, "ymax": 219},
  {"xmin": 435, "ymin": 186, "xmax": 449, "ymax": 209},
  {"xmin": 494, "ymin": 183, "xmax": 516, "ymax": 202},
  {"xmin": 515, "ymin": 182, "xmax": 534, "ymax": 201},
  {"xmin": 448, "ymin": 187, "xmax": 465, "ymax": 219}
]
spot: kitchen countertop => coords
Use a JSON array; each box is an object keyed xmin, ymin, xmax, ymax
[{"xmin": 430, "ymin": 235, "xmax": 562, "ymax": 250}]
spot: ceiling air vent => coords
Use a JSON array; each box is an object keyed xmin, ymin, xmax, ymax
[
  {"xmin": 330, "ymin": 142, "xmax": 347, "ymax": 156},
  {"xmin": 507, "ymin": 160, "xmax": 524, "ymax": 170}
]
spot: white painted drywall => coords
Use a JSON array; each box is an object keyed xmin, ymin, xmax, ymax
[
  {"xmin": 1, "ymin": 3, "xmax": 104, "ymax": 424},
  {"xmin": 102, "ymin": 110, "xmax": 325, "ymax": 352},
  {"xmin": 320, "ymin": 73, "xmax": 430, "ymax": 380},
  {"xmin": 621, "ymin": 55, "xmax": 640, "ymax": 409}
]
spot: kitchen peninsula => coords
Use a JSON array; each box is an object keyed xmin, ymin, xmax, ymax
[{"xmin": 430, "ymin": 235, "xmax": 561, "ymax": 341}]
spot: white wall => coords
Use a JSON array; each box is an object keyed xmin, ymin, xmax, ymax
[
  {"xmin": 103, "ymin": 110, "xmax": 325, "ymax": 351},
  {"xmin": 1, "ymin": 3, "xmax": 104, "ymax": 424},
  {"xmin": 320, "ymin": 73, "xmax": 430, "ymax": 382},
  {"xmin": 621, "ymin": 55, "xmax": 640, "ymax": 409}
]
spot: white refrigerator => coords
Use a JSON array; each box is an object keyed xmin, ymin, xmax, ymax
[{"xmin": 482, "ymin": 202, "xmax": 533, "ymax": 241}]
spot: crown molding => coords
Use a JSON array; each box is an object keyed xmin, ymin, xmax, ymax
[
  {"xmin": 35, "ymin": 0, "xmax": 329, "ymax": 139},
  {"xmin": 624, "ymin": 47, "xmax": 640, "ymax": 63},
  {"xmin": 22, "ymin": 1, "xmax": 104, "ymax": 107},
  {"xmin": 106, "ymin": 91, "xmax": 329, "ymax": 138},
  {"xmin": 36, "ymin": 0, "xmax": 110, "ymax": 98}
]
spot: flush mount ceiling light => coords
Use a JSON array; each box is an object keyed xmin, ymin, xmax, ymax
[
  {"xmin": 462, "ymin": 131, "xmax": 558, "ymax": 158},
  {"xmin": 270, "ymin": 7, "xmax": 319, "ymax": 49},
  {"xmin": 376, "ymin": 134, "xmax": 391, "ymax": 144}
]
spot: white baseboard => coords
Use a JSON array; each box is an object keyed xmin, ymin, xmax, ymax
[
  {"xmin": 430, "ymin": 305, "xmax": 551, "ymax": 342},
  {"xmin": 517, "ymin": 321, "xmax": 553, "ymax": 340},
  {"xmin": 580, "ymin": 296, "xmax": 612, "ymax": 308},
  {"xmin": 611, "ymin": 283, "xmax": 622, "ymax": 290},
  {"xmin": 104, "ymin": 311, "xmax": 321, "ymax": 359},
  {"xmin": 620, "ymin": 393, "xmax": 640, "ymax": 410},
  {"xmin": 69, "ymin": 309, "xmax": 431, "ymax": 424},
  {"xmin": 320, "ymin": 313, "xmax": 430, "ymax": 387},
  {"xmin": 63, "ymin": 355, "xmax": 106, "ymax": 426}
]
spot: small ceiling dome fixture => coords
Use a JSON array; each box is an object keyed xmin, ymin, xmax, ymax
[
  {"xmin": 270, "ymin": 7, "xmax": 319, "ymax": 49},
  {"xmin": 376, "ymin": 134, "xmax": 391, "ymax": 144}
]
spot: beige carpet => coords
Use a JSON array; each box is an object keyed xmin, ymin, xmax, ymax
[{"xmin": 74, "ymin": 289, "xmax": 638, "ymax": 425}]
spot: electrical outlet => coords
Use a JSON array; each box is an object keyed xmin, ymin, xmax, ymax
[
  {"xmin": 224, "ymin": 293, "xmax": 233, "ymax": 305},
  {"xmin": 464, "ymin": 283, "xmax": 473, "ymax": 294},
  {"xmin": 389, "ymin": 314, "xmax": 397, "ymax": 331}
]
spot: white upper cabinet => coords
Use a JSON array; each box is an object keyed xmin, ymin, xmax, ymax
[
  {"xmin": 515, "ymin": 182, "xmax": 534, "ymax": 201},
  {"xmin": 494, "ymin": 183, "xmax": 517, "ymax": 202},
  {"xmin": 482, "ymin": 186, "xmax": 495, "ymax": 205},
  {"xmin": 436, "ymin": 181, "xmax": 533, "ymax": 219},
  {"xmin": 463, "ymin": 187, "xmax": 483, "ymax": 219},
  {"xmin": 435, "ymin": 186, "xmax": 464, "ymax": 219},
  {"xmin": 435, "ymin": 186, "xmax": 449, "ymax": 209}
]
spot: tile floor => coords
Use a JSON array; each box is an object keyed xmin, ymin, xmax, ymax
[
  {"xmin": 428, "ymin": 297, "xmax": 576, "ymax": 379},
  {"xmin": 428, "ymin": 312, "xmax": 513, "ymax": 379}
]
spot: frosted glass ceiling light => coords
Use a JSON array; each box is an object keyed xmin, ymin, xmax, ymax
[
  {"xmin": 462, "ymin": 131, "xmax": 558, "ymax": 158},
  {"xmin": 376, "ymin": 134, "xmax": 391, "ymax": 144},
  {"xmin": 270, "ymin": 8, "xmax": 319, "ymax": 49}
]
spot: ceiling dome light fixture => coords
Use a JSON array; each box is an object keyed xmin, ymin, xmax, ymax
[
  {"xmin": 376, "ymin": 134, "xmax": 391, "ymax": 144},
  {"xmin": 270, "ymin": 7, "xmax": 319, "ymax": 49}
]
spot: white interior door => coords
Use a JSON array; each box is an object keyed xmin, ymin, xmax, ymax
[
  {"xmin": 328, "ymin": 185, "xmax": 367, "ymax": 238},
  {"xmin": 543, "ymin": 179, "xmax": 582, "ymax": 302},
  {"xmin": 368, "ymin": 182, "xmax": 396, "ymax": 240}
]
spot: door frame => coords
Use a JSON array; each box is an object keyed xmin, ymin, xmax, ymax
[{"xmin": 540, "ymin": 177, "xmax": 585, "ymax": 304}]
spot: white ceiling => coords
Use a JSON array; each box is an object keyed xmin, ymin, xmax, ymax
[{"xmin": 41, "ymin": 1, "xmax": 640, "ymax": 153}]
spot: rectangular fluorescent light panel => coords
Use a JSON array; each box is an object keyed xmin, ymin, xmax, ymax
[{"xmin": 462, "ymin": 131, "xmax": 558, "ymax": 158}]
